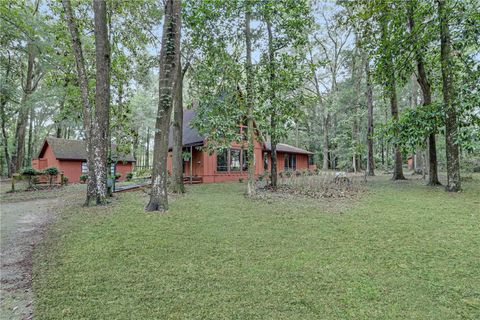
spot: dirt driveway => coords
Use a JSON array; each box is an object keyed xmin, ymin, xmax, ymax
[{"xmin": 1, "ymin": 197, "xmax": 63, "ymax": 319}]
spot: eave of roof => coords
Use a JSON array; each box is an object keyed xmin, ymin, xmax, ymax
[{"xmin": 263, "ymin": 142, "xmax": 313, "ymax": 155}]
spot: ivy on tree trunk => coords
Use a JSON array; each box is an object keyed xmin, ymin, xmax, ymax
[{"xmin": 146, "ymin": 0, "xmax": 182, "ymax": 212}]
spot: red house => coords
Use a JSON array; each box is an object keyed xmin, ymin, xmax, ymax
[
  {"xmin": 32, "ymin": 137, "xmax": 135, "ymax": 183},
  {"xmin": 167, "ymin": 110, "xmax": 315, "ymax": 183}
]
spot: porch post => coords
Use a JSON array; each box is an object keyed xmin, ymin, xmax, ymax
[{"xmin": 190, "ymin": 145, "xmax": 193, "ymax": 184}]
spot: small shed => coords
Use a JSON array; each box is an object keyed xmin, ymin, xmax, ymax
[{"xmin": 32, "ymin": 137, "xmax": 135, "ymax": 183}]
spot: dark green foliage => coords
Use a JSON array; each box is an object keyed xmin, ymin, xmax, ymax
[
  {"xmin": 43, "ymin": 167, "xmax": 59, "ymax": 176},
  {"xmin": 114, "ymin": 172, "xmax": 121, "ymax": 180},
  {"xmin": 21, "ymin": 167, "xmax": 41, "ymax": 188},
  {"xmin": 21, "ymin": 167, "xmax": 41, "ymax": 176},
  {"xmin": 125, "ymin": 172, "xmax": 133, "ymax": 181},
  {"xmin": 80, "ymin": 174, "xmax": 88, "ymax": 183}
]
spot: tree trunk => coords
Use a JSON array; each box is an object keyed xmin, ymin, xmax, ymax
[
  {"xmin": 171, "ymin": 57, "xmax": 185, "ymax": 193},
  {"xmin": 27, "ymin": 105, "xmax": 35, "ymax": 165},
  {"xmin": 62, "ymin": 0, "xmax": 96, "ymax": 205},
  {"xmin": 244, "ymin": 3, "xmax": 255, "ymax": 196},
  {"xmin": 92, "ymin": 0, "xmax": 111, "ymax": 204},
  {"xmin": 352, "ymin": 35, "xmax": 361, "ymax": 172},
  {"xmin": 381, "ymin": 15, "xmax": 405, "ymax": 180},
  {"xmin": 390, "ymin": 86, "xmax": 405, "ymax": 180},
  {"xmin": 266, "ymin": 19, "xmax": 277, "ymax": 188},
  {"xmin": 322, "ymin": 114, "xmax": 329, "ymax": 170},
  {"xmin": 438, "ymin": 0, "xmax": 461, "ymax": 191},
  {"xmin": 407, "ymin": 2, "xmax": 441, "ymax": 186},
  {"xmin": 145, "ymin": 127, "xmax": 150, "ymax": 167},
  {"xmin": 1, "ymin": 55, "xmax": 12, "ymax": 177},
  {"xmin": 14, "ymin": 44, "xmax": 35, "ymax": 173},
  {"xmin": 365, "ymin": 59, "xmax": 375, "ymax": 176},
  {"xmin": 146, "ymin": 0, "xmax": 182, "ymax": 212}
]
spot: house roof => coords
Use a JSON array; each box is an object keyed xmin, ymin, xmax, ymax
[
  {"xmin": 38, "ymin": 137, "xmax": 136, "ymax": 162},
  {"xmin": 168, "ymin": 109, "xmax": 205, "ymax": 149},
  {"xmin": 264, "ymin": 142, "xmax": 314, "ymax": 155}
]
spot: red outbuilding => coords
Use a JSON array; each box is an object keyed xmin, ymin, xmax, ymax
[
  {"xmin": 32, "ymin": 137, "xmax": 135, "ymax": 183},
  {"xmin": 167, "ymin": 110, "xmax": 316, "ymax": 183}
]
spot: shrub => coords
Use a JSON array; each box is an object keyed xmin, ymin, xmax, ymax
[
  {"xmin": 44, "ymin": 167, "xmax": 59, "ymax": 176},
  {"xmin": 21, "ymin": 167, "xmax": 41, "ymax": 188},
  {"xmin": 115, "ymin": 172, "xmax": 122, "ymax": 180},
  {"xmin": 62, "ymin": 175, "xmax": 69, "ymax": 185},
  {"xmin": 239, "ymin": 178, "xmax": 244, "ymax": 183},
  {"xmin": 80, "ymin": 174, "xmax": 88, "ymax": 183},
  {"xmin": 44, "ymin": 167, "xmax": 59, "ymax": 186},
  {"xmin": 21, "ymin": 167, "xmax": 41, "ymax": 176},
  {"xmin": 126, "ymin": 172, "xmax": 134, "ymax": 181}
]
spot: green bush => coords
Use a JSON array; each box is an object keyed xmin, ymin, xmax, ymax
[
  {"xmin": 126, "ymin": 172, "xmax": 134, "ymax": 181},
  {"xmin": 44, "ymin": 167, "xmax": 59, "ymax": 186},
  {"xmin": 62, "ymin": 175, "xmax": 69, "ymax": 185},
  {"xmin": 80, "ymin": 174, "xmax": 88, "ymax": 183},
  {"xmin": 115, "ymin": 172, "xmax": 122, "ymax": 180},
  {"xmin": 21, "ymin": 167, "xmax": 41, "ymax": 188},
  {"xmin": 44, "ymin": 167, "xmax": 59, "ymax": 176},
  {"xmin": 21, "ymin": 167, "xmax": 41, "ymax": 176}
]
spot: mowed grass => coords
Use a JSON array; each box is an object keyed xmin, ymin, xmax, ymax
[{"xmin": 34, "ymin": 175, "xmax": 480, "ymax": 319}]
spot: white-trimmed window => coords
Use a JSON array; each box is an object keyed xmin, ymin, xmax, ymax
[{"xmin": 81, "ymin": 162, "xmax": 88, "ymax": 173}]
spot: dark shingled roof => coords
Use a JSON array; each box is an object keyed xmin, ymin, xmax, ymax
[
  {"xmin": 39, "ymin": 137, "xmax": 135, "ymax": 162},
  {"xmin": 169, "ymin": 109, "xmax": 313, "ymax": 155},
  {"xmin": 168, "ymin": 109, "xmax": 205, "ymax": 149},
  {"xmin": 264, "ymin": 142, "xmax": 313, "ymax": 155}
]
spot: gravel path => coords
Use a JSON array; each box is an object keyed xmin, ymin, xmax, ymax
[{"xmin": 1, "ymin": 197, "xmax": 62, "ymax": 319}]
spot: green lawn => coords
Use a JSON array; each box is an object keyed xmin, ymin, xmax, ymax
[{"xmin": 34, "ymin": 175, "xmax": 480, "ymax": 319}]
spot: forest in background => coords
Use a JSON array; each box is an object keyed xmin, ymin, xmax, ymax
[{"xmin": 1, "ymin": 0, "xmax": 479, "ymax": 209}]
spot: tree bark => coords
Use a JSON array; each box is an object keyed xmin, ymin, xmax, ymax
[
  {"xmin": 438, "ymin": 0, "xmax": 461, "ymax": 191},
  {"xmin": 266, "ymin": 19, "xmax": 277, "ymax": 187},
  {"xmin": 145, "ymin": 127, "xmax": 150, "ymax": 167},
  {"xmin": 0, "ymin": 98, "xmax": 11, "ymax": 177},
  {"xmin": 380, "ymin": 14, "xmax": 405, "ymax": 180},
  {"xmin": 146, "ymin": 0, "xmax": 182, "ymax": 211},
  {"xmin": 407, "ymin": 2, "xmax": 441, "ymax": 186},
  {"xmin": 27, "ymin": 105, "xmax": 34, "ymax": 164},
  {"xmin": 62, "ymin": 0, "xmax": 96, "ymax": 205},
  {"xmin": 352, "ymin": 35, "xmax": 361, "ymax": 172},
  {"xmin": 14, "ymin": 44, "xmax": 35, "ymax": 173},
  {"xmin": 365, "ymin": 59, "xmax": 375, "ymax": 176},
  {"xmin": 92, "ymin": 0, "xmax": 111, "ymax": 204},
  {"xmin": 1, "ymin": 54, "xmax": 12, "ymax": 177},
  {"xmin": 390, "ymin": 83, "xmax": 405, "ymax": 180},
  {"xmin": 322, "ymin": 114, "xmax": 329, "ymax": 170},
  {"xmin": 245, "ymin": 2, "xmax": 255, "ymax": 196},
  {"xmin": 171, "ymin": 57, "xmax": 185, "ymax": 193}
]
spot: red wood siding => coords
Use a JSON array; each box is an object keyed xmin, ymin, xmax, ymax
[
  {"xmin": 166, "ymin": 130, "xmax": 314, "ymax": 184},
  {"xmin": 32, "ymin": 140, "xmax": 134, "ymax": 183}
]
